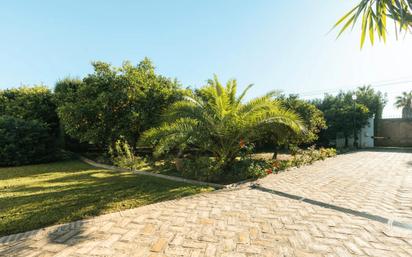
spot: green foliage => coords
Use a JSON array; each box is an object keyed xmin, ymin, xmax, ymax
[
  {"xmin": 109, "ymin": 138, "xmax": 147, "ymax": 169},
  {"xmin": 179, "ymin": 157, "xmax": 221, "ymax": 182},
  {"xmin": 0, "ymin": 86, "xmax": 61, "ymax": 165},
  {"xmin": 179, "ymin": 157, "xmax": 273, "ymax": 183},
  {"xmin": 314, "ymin": 91, "xmax": 370, "ymax": 146},
  {"xmin": 231, "ymin": 146, "xmax": 336, "ymax": 182},
  {"xmin": 232, "ymin": 159, "xmax": 273, "ymax": 180},
  {"xmin": 0, "ymin": 86, "xmax": 59, "ymax": 134},
  {"xmin": 0, "ymin": 116, "xmax": 56, "ymax": 166},
  {"xmin": 169, "ymin": 145, "xmax": 337, "ymax": 183},
  {"xmin": 55, "ymin": 58, "xmax": 182, "ymax": 149},
  {"xmin": 355, "ymin": 85, "xmax": 387, "ymax": 119},
  {"xmin": 335, "ymin": 0, "xmax": 412, "ymax": 48},
  {"xmin": 54, "ymin": 77, "xmax": 82, "ymax": 104},
  {"xmin": 290, "ymin": 146, "xmax": 337, "ymax": 167},
  {"xmin": 314, "ymin": 86, "xmax": 386, "ymax": 146},
  {"xmin": 140, "ymin": 75, "xmax": 304, "ymax": 169},
  {"xmin": 278, "ymin": 95, "xmax": 327, "ymax": 145}
]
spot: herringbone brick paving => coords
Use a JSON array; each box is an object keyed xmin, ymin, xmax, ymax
[
  {"xmin": 1, "ymin": 149, "xmax": 412, "ymax": 256},
  {"xmin": 258, "ymin": 149, "xmax": 412, "ymax": 223}
]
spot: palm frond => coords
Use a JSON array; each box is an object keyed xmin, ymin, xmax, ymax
[
  {"xmin": 246, "ymin": 108, "xmax": 305, "ymax": 135},
  {"xmin": 236, "ymin": 84, "xmax": 254, "ymax": 106},
  {"xmin": 139, "ymin": 118, "xmax": 198, "ymax": 156},
  {"xmin": 334, "ymin": 0, "xmax": 412, "ymax": 48},
  {"xmin": 394, "ymin": 91, "xmax": 412, "ymax": 108},
  {"xmin": 239, "ymin": 95, "xmax": 281, "ymax": 116},
  {"xmin": 141, "ymin": 75, "xmax": 305, "ymax": 164}
]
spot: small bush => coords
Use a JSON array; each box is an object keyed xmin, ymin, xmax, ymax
[
  {"xmin": 109, "ymin": 139, "xmax": 146, "ymax": 169},
  {"xmin": 232, "ymin": 159, "xmax": 273, "ymax": 179},
  {"xmin": 179, "ymin": 157, "xmax": 274, "ymax": 183},
  {"xmin": 0, "ymin": 116, "xmax": 57, "ymax": 166},
  {"xmin": 167, "ymin": 146, "xmax": 337, "ymax": 183},
  {"xmin": 290, "ymin": 146, "xmax": 336, "ymax": 167},
  {"xmin": 179, "ymin": 157, "xmax": 220, "ymax": 182}
]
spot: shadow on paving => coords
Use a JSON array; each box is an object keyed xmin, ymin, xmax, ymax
[
  {"xmin": 0, "ymin": 223, "xmax": 91, "ymax": 257},
  {"xmin": 252, "ymin": 184, "xmax": 412, "ymax": 231}
]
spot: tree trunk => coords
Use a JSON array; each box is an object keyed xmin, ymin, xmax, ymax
[{"xmin": 272, "ymin": 145, "xmax": 278, "ymax": 160}]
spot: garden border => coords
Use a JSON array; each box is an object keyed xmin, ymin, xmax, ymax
[{"xmin": 79, "ymin": 156, "xmax": 256, "ymax": 190}]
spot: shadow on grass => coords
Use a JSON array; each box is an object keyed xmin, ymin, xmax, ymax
[{"xmin": 0, "ymin": 160, "xmax": 211, "ymax": 237}]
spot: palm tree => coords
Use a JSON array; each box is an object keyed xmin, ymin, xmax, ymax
[
  {"xmin": 140, "ymin": 76, "xmax": 304, "ymax": 169},
  {"xmin": 395, "ymin": 91, "xmax": 412, "ymax": 118},
  {"xmin": 335, "ymin": 0, "xmax": 412, "ymax": 48}
]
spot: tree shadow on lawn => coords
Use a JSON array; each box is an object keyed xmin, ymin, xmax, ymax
[{"xmin": 0, "ymin": 161, "xmax": 210, "ymax": 237}]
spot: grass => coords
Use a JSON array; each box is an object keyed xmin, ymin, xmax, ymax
[{"xmin": 0, "ymin": 160, "xmax": 213, "ymax": 237}]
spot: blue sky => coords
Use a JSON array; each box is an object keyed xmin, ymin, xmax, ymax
[{"xmin": 1, "ymin": 0, "xmax": 411, "ymax": 117}]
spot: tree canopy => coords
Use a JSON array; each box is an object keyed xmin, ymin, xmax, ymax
[
  {"xmin": 279, "ymin": 95, "xmax": 327, "ymax": 145},
  {"xmin": 354, "ymin": 85, "xmax": 387, "ymax": 119},
  {"xmin": 55, "ymin": 58, "xmax": 183, "ymax": 149},
  {"xmin": 315, "ymin": 92, "xmax": 370, "ymax": 146},
  {"xmin": 314, "ymin": 86, "xmax": 387, "ymax": 146}
]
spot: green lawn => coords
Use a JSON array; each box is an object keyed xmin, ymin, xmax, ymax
[{"xmin": 0, "ymin": 160, "xmax": 212, "ymax": 236}]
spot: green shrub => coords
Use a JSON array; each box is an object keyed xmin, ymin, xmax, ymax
[
  {"xmin": 109, "ymin": 139, "xmax": 147, "ymax": 170},
  {"xmin": 322, "ymin": 147, "xmax": 337, "ymax": 157},
  {"xmin": 56, "ymin": 59, "xmax": 183, "ymax": 150},
  {"xmin": 232, "ymin": 159, "xmax": 273, "ymax": 180},
  {"xmin": 179, "ymin": 157, "xmax": 220, "ymax": 182},
  {"xmin": 290, "ymin": 146, "xmax": 336, "ymax": 167},
  {"xmin": 179, "ymin": 157, "xmax": 274, "ymax": 183},
  {"xmin": 0, "ymin": 116, "xmax": 57, "ymax": 166},
  {"xmin": 0, "ymin": 86, "xmax": 61, "ymax": 166},
  {"xmin": 167, "ymin": 146, "xmax": 337, "ymax": 184},
  {"xmin": 0, "ymin": 86, "xmax": 59, "ymax": 135}
]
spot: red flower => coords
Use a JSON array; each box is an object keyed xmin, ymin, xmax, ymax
[{"xmin": 266, "ymin": 169, "xmax": 273, "ymax": 174}]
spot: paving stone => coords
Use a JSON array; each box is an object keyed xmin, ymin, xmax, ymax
[
  {"xmin": 150, "ymin": 238, "xmax": 168, "ymax": 252},
  {"xmin": 204, "ymin": 244, "xmax": 216, "ymax": 257},
  {"xmin": 237, "ymin": 232, "xmax": 250, "ymax": 244}
]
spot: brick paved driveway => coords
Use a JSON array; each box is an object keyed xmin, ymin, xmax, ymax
[{"xmin": 1, "ymin": 149, "xmax": 412, "ymax": 257}]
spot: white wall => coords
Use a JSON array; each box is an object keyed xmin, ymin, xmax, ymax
[{"xmin": 358, "ymin": 117, "xmax": 374, "ymax": 148}]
